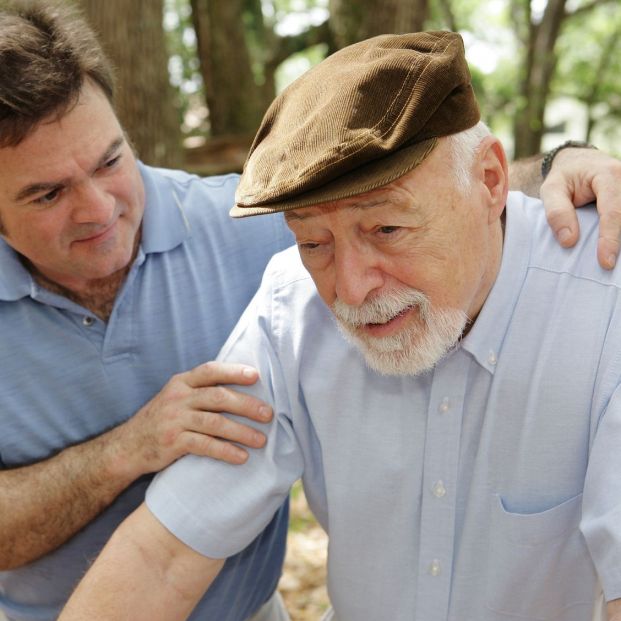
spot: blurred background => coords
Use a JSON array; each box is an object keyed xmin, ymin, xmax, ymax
[
  {"xmin": 68, "ymin": 1, "xmax": 621, "ymax": 618},
  {"xmin": 77, "ymin": 0, "xmax": 621, "ymax": 176}
]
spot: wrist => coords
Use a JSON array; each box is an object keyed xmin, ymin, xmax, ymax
[
  {"xmin": 541, "ymin": 140, "xmax": 596, "ymax": 179},
  {"xmin": 94, "ymin": 422, "xmax": 144, "ymax": 487}
]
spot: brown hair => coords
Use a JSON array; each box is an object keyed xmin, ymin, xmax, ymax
[{"xmin": 0, "ymin": 0, "xmax": 115, "ymax": 147}]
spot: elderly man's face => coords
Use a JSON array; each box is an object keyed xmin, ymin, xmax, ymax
[{"xmin": 285, "ymin": 139, "xmax": 506, "ymax": 376}]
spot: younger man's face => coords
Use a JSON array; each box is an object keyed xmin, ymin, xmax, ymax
[{"xmin": 0, "ymin": 82, "xmax": 145, "ymax": 293}]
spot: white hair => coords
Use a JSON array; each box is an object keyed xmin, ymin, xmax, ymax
[
  {"xmin": 443, "ymin": 121, "xmax": 492, "ymax": 191},
  {"xmin": 333, "ymin": 286, "xmax": 468, "ymax": 376}
]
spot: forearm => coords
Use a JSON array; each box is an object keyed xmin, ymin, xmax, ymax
[
  {"xmin": 508, "ymin": 154, "xmax": 543, "ymax": 198},
  {"xmin": 60, "ymin": 503, "xmax": 222, "ymax": 621},
  {"xmin": 0, "ymin": 425, "xmax": 139, "ymax": 569},
  {"xmin": 0, "ymin": 361, "xmax": 274, "ymax": 569}
]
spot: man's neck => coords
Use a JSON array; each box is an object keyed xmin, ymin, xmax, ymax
[
  {"xmin": 26, "ymin": 261, "xmax": 130, "ymax": 322},
  {"xmin": 464, "ymin": 216, "xmax": 505, "ymax": 334},
  {"xmin": 22, "ymin": 230, "xmax": 141, "ymax": 322}
]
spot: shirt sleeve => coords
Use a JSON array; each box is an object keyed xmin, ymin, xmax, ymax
[
  {"xmin": 146, "ymin": 266, "xmax": 304, "ymax": 559},
  {"xmin": 581, "ymin": 382, "xmax": 621, "ymax": 602}
]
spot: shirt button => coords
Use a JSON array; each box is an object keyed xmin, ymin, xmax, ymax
[
  {"xmin": 432, "ymin": 480, "xmax": 447, "ymax": 498},
  {"xmin": 488, "ymin": 350, "xmax": 497, "ymax": 365},
  {"xmin": 439, "ymin": 397, "xmax": 450, "ymax": 413},
  {"xmin": 82, "ymin": 316, "xmax": 95, "ymax": 327},
  {"xmin": 429, "ymin": 559, "xmax": 442, "ymax": 576}
]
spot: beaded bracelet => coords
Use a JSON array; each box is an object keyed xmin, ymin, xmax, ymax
[{"xmin": 541, "ymin": 140, "xmax": 597, "ymax": 179}]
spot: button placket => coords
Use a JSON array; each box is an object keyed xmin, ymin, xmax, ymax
[{"xmin": 414, "ymin": 353, "xmax": 468, "ymax": 621}]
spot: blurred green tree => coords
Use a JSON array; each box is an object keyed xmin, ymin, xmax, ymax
[
  {"xmin": 554, "ymin": 3, "xmax": 621, "ymax": 144},
  {"xmin": 80, "ymin": 0, "xmax": 183, "ymax": 167},
  {"xmin": 80, "ymin": 0, "xmax": 621, "ymax": 169}
]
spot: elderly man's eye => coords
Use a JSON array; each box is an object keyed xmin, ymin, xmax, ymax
[{"xmin": 377, "ymin": 226, "xmax": 400, "ymax": 235}]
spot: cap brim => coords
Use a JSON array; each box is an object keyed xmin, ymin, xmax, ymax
[{"xmin": 230, "ymin": 137, "xmax": 438, "ymax": 217}]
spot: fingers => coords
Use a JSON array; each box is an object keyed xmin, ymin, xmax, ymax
[
  {"xmin": 591, "ymin": 183, "xmax": 621, "ymax": 270},
  {"xmin": 181, "ymin": 432, "xmax": 251, "ymax": 465},
  {"xmin": 540, "ymin": 177, "xmax": 580, "ymax": 248},
  {"xmin": 185, "ymin": 361, "xmax": 273, "ymax": 423},
  {"xmin": 166, "ymin": 408, "xmax": 268, "ymax": 466},
  {"xmin": 541, "ymin": 181, "xmax": 620, "ymax": 269},
  {"xmin": 542, "ymin": 147, "xmax": 621, "ymax": 269},
  {"xmin": 188, "ymin": 382, "xmax": 272, "ymax": 423},
  {"xmin": 598, "ymin": 236, "xmax": 620, "ymax": 270},
  {"xmin": 185, "ymin": 361, "xmax": 260, "ymax": 388},
  {"xmin": 188, "ymin": 409, "xmax": 267, "ymax": 449}
]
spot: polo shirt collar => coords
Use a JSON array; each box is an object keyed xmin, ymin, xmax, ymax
[
  {"xmin": 139, "ymin": 162, "xmax": 191, "ymax": 254},
  {"xmin": 461, "ymin": 192, "xmax": 533, "ymax": 374},
  {"xmin": 0, "ymin": 162, "xmax": 190, "ymax": 302},
  {"xmin": 0, "ymin": 239, "xmax": 33, "ymax": 301}
]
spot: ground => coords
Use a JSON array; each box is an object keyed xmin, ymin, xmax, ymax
[{"xmin": 279, "ymin": 482, "xmax": 329, "ymax": 620}]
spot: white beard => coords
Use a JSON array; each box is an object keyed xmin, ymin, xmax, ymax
[{"xmin": 333, "ymin": 287, "xmax": 468, "ymax": 376}]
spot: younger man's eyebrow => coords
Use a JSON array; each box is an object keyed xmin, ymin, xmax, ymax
[
  {"xmin": 13, "ymin": 136, "xmax": 125, "ymax": 203},
  {"xmin": 14, "ymin": 180, "xmax": 66, "ymax": 203},
  {"xmin": 96, "ymin": 136, "xmax": 125, "ymax": 169}
]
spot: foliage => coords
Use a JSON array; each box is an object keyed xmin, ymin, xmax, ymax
[
  {"xmin": 554, "ymin": 2, "xmax": 621, "ymax": 151},
  {"xmin": 163, "ymin": 0, "xmax": 204, "ymax": 136},
  {"xmin": 162, "ymin": 0, "xmax": 621, "ymax": 155}
]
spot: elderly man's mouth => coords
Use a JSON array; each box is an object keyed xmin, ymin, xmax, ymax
[{"xmin": 364, "ymin": 305, "xmax": 416, "ymax": 337}]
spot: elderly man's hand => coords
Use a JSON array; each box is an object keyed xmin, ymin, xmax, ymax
[{"xmin": 541, "ymin": 147, "xmax": 621, "ymax": 270}]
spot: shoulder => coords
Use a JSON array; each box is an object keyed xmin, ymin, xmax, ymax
[
  {"xmin": 507, "ymin": 191, "xmax": 621, "ymax": 289},
  {"xmin": 251, "ymin": 246, "xmax": 326, "ymax": 330},
  {"xmin": 262, "ymin": 246, "xmax": 314, "ymax": 292},
  {"xmin": 141, "ymin": 164, "xmax": 240, "ymax": 217},
  {"xmin": 141, "ymin": 164, "xmax": 293, "ymax": 256}
]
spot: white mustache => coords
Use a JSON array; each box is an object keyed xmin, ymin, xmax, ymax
[{"xmin": 333, "ymin": 288, "xmax": 430, "ymax": 327}]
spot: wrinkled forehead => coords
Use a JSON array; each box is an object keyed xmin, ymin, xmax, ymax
[
  {"xmin": 282, "ymin": 150, "xmax": 446, "ymax": 224},
  {"xmin": 284, "ymin": 191, "xmax": 394, "ymax": 223}
]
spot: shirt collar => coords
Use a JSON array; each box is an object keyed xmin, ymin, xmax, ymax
[
  {"xmin": 0, "ymin": 162, "xmax": 190, "ymax": 302},
  {"xmin": 139, "ymin": 162, "xmax": 191, "ymax": 254},
  {"xmin": 0, "ymin": 239, "xmax": 33, "ymax": 301},
  {"xmin": 461, "ymin": 192, "xmax": 535, "ymax": 374}
]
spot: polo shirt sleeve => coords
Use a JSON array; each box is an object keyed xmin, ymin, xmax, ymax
[
  {"xmin": 581, "ymin": 382, "xmax": 621, "ymax": 602},
  {"xmin": 145, "ymin": 262, "xmax": 304, "ymax": 559}
]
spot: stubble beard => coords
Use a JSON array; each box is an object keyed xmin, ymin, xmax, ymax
[{"xmin": 333, "ymin": 287, "xmax": 469, "ymax": 376}]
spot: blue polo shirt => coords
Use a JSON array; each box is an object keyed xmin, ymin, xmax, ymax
[{"xmin": 0, "ymin": 164, "xmax": 294, "ymax": 621}]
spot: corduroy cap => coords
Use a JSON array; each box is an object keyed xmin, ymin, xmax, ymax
[{"xmin": 231, "ymin": 31, "xmax": 480, "ymax": 217}]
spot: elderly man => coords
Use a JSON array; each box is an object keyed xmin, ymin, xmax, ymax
[{"xmin": 62, "ymin": 32, "xmax": 621, "ymax": 621}]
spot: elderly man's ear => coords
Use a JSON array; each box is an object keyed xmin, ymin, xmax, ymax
[{"xmin": 477, "ymin": 136, "xmax": 509, "ymax": 224}]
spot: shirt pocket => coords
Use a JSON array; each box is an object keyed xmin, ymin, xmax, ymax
[{"xmin": 485, "ymin": 492, "xmax": 596, "ymax": 620}]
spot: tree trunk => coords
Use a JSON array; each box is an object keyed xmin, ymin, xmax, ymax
[
  {"xmin": 80, "ymin": 0, "xmax": 182, "ymax": 167},
  {"xmin": 512, "ymin": 0, "xmax": 567, "ymax": 158},
  {"xmin": 190, "ymin": 0, "xmax": 268, "ymax": 137},
  {"xmin": 329, "ymin": 0, "xmax": 428, "ymax": 49}
]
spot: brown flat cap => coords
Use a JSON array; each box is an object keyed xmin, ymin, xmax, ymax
[{"xmin": 231, "ymin": 31, "xmax": 479, "ymax": 217}]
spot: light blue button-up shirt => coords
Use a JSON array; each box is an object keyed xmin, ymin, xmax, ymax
[
  {"xmin": 0, "ymin": 164, "xmax": 293, "ymax": 621},
  {"xmin": 148, "ymin": 192, "xmax": 621, "ymax": 621}
]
